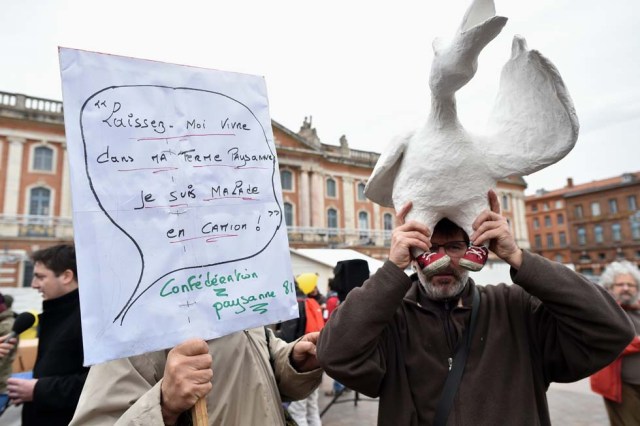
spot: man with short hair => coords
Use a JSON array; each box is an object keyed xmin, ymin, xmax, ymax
[
  {"xmin": 318, "ymin": 190, "xmax": 634, "ymax": 425},
  {"xmin": 591, "ymin": 260, "xmax": 640, "ymax": 425},
  {"xmin": 3, "ymin": 244, "xmax": 89, "ymax": 425}
]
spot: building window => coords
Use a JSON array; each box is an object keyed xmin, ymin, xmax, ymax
[
  {"xmin": 609, "ymin": 199, "xmax": 618, "ymax": 214},
  {"xmin": 577, "ymin": 227, "xmax": 587, "ymax": 245},
  {"xmin": 591, "ymin": 202, "xmax": 601, "ymax": 217},
  {"xmin": 356, "ymin": 183, "xmax": 366, "ymax": 201},
  {"xmin": 327, "ymin": 208, "xmax": 338, "ymax": 231},
  {"xmin": 531, "ymin": 204, "xmax": 538, "ymax": 212},
  {"xmin": 29, "ymin": 187, "xmax": 51, "ymax": 215},
  {"xmin": 32, "ymin": 146, "xmax": 54, "ymax": 171},
  {"xmin": 629, "ymin": 196, "xmax": 638, "ymax": 211},
  {"xmin": 533, "ymin": 218, "xmax": 540, "ymax": 229},
  {"xmin": 555, "ymin": 200, "xmax": 563, "ymax": 209},
  {"xmin": 383, "ymin": 213, "xmax": 393, "ymax": 231},
  {"xmin": 284, "ymin": 202, "xmax": 293, "ymax": 226},
  {"xmin": 555, "ymin": 254, "xmax": 564, "ymax": 263},
  {"xmin": 546, "ymin": 233, "xmax": 554, "ymax": 248},
  {"xmin": 559, "ymin": 231, "xmax": 567, "ymax": 247},
  {"xmin": 594, "ymin": 225, "xmax": 603, "ymax": 243},
  {"xmin": 326, "ymin": 178, "xmax": 337, "ymax": 198},
  {"xmin": 280, "ymin": 170, "xmax": 293, "ymax": 191},
  {"xmin": 544, "ymin": 216, "xmax": 552, "ymax": 227},
  {"xmin": 632, "ymin": 221, "xmax": 640, "ymax": 240},
  {"xmin": 501, "ymin": 194, "xmax": 509, "ymax": 211},
  {"xmin": 575, "ymin": 205, "xmax": 583, "ymax": 219},
  {"xmin": 557, "ymin": 213, "xmax": 564, "ymax": 225},
  {"xmin": 543, "ymin": 202, "xmax": 549, "ymax": 211},
  {"xmin": 611, "ymin": 223, "xmax": 622, "ymax": 242},
  {"xmin": 598, "ymin": 253, "xmax": 607, "ymax": 261},
  {"xmin": 358, "ymin": 211, "xmax": 369, "ymax": 239},
  {"xmin": 534, "ymin": 235, "xmax": 542, "ymax": 249}
]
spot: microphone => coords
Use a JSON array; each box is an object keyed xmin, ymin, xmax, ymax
[{"xmin": 2, "ymin": 311, "xmax": 38, "ymax": 342}]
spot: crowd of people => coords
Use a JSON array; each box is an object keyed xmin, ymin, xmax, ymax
[{"xmin": 0, "ymin": 192, "xmax": 638, "ymax": 425}]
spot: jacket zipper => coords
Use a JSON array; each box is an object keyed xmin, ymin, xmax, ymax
[{"xmin": 443, "ymin": 301, "xmax": 455, "ymax": 371}]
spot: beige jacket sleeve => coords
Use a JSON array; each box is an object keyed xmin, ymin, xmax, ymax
[
  {"xmin": 70, "ymin": 351, "xmax": 166, "ymax": 425},
  {"xmin": 70, "ymin": 328, "xmax": 322, "ymax": 425},
  {"xmin": 268, "ymin": 328, "xmax": 323, "ymax": 401}
]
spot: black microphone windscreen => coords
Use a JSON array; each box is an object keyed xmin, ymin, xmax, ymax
[{"xmin": 12, "ymin": 311, "xmax": 37, "ymax": 335}]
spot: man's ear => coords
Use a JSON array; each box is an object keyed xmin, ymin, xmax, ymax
[{"xmin": 60, "ymin": 269, "xmax": 76, "ymax": 285}]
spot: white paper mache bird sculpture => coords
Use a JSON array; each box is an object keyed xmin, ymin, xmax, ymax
[{"xmin": 364, "ymin": 0, "xmax": 579, "ymax": 274}]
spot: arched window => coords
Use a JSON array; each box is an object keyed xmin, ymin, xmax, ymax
[
  {"xmin": 358, "ymin": 211, "xmax": 369, "ymax": 239},
  {"xmin": 326, "ymin": 178, "xmax": 337, "ymax": 198},
  {"xmin": 284, "ymin": 202, "xmax": 293, "ymax": 226},
  {"xmin": 29, "ymin": 187, "xmax": 51, "ymax": 215},
  {"xmin": 383, "ymin": 213, "xmax": 393, "ymax": 231},
  {"xmin": 327, "ymin": 208, "xmax": 338, "ymax": 233},
  {"xmin": 501, "ymin": 194, "xmax": 509, "ymax": 211},
  {"xmin": 280, "ymin": 170, "xmax": 293, "ymax": 191},
  {"xmin": 357, "ymin": 182, "xmax": 366, "ymax": 201},
  {"xmin": 33, "ymin": 146, "xmax": 54, "ymax": 171}
]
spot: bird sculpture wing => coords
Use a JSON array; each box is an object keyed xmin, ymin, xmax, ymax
[
  {"xmin": 364, "ymin": 131, "xmax": 413, "ymax": 208},
  {"xmin": 483, "ymin": 36, "xmax": 579, "ymax": 179}
]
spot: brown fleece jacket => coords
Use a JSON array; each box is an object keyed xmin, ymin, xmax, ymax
[{"xmin": 317, "ymin": 251, "xmax": 634, "ymax": 426}]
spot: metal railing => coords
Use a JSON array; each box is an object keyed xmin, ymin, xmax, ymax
[
  {"xmin": 287, "ymin": 226, "xmax": 392, "ymax": 247},
  {"xmin": 0, "ymin": 215, "xmax": 73, "ymax": 239}
]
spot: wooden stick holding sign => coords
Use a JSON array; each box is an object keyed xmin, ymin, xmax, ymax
[{"xmin": 192, "ymin": 398, "xmax": 208, "ymax": 425}]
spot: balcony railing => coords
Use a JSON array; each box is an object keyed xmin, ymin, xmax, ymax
[
  {"xmin": 287, "ymin": 226, "xmax": 392, "ymax": 248},
  {"xmin": 0, "ymin": 215, "xmax": 74, "ymax": 239},
  {"xmin": 0, "ymin": 90, "xmax": 64, "ymax": 123}
]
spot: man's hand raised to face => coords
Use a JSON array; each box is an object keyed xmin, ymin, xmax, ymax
[
  {"xmin": 161, "ymin": 339, "xmax": 213, "ymax": 425},
  {"xmin": 389, "ymin": 201, "xmax": 432, "ymax": 270},
  {"xmin": 470, "ymin": 190, "xmax": 523, "ymax": 269}
]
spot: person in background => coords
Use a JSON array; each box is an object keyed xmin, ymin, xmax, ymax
[
  {"xmin": 1, "ymin": 244, "xmax": 89, "ymax": 426},
  {"xmin": 0, "ymin": 293, "xmax": 16, "ymax": 414},
  {"xmin": 591, "ymin": 260, "xmax": 640, "ymax": 425},
  {"xmin": 324, "ymin": 278, "xmax": 339, "ymax": 323},
  {"xmin": 318, "ymin": 191, "xmax": 634, "ymax": 425},
  {"xmin": 277, "ymin": 274, "xmax": 324, "ymax": 426},
  {"xmin": 322, "ymin": 279, "xmax": 345, "ymax": 397}
]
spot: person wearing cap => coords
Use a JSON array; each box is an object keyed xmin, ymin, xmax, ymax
[
  {"xmin": 590, "ymin": 260, "xmax": 640, "ymax": 425},
  {"xmin": 0, "ymin": 293, "xmax": 16, "ymax": 413},
  {"xmin": 1, "ymin": 244, "xmax": 89, "ymax": 426}
]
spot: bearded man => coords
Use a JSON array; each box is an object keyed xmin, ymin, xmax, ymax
[
  {"xmin": 590, "ymin": 260, "xmax": 640, "ymax": 425},
  {"xmin": 317, "ymin": 190, "xmax": 634, "ymax": 426}
]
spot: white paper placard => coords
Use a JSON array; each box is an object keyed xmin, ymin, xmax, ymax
[{"xmin": 59, "ymin": 48, "xmax": 298, "ymax": 365}]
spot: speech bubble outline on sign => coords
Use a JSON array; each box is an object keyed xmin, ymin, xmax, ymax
[{"xmin": 79, "ymin": 85, "xmax": 283, "ymax": 325}]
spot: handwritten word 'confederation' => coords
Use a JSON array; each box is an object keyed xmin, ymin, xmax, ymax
[{"xmin": 160, "ymin": 269, "xmax": 259, "ymax": 297}]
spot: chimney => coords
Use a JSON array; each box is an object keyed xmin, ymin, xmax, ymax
[{"xmin": 566, "ymin": 177, "xmax": 573, "ymax": 188}]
